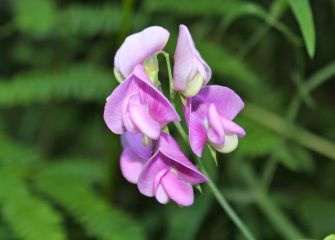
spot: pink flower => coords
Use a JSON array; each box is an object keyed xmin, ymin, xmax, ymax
[
  {"xmin": 119, "ymin": 131, "xmax": 207, "ymax": 206},
  {"xmin": 184, "ymin": 86, "xmax": 246, "ymax": 157},
  {"xmin": 114, "ymin": 26, "xmax": 170, "ymax": 80},
  {"xmin": 104, "ymin": 65, "xmax": 180, "ymax": 140},
  {"xmin": 137, "ymin": 132, "xmax": 207, "ymax": 206},
  {"xmin": 173, "ymin": 25, "xmax": 212, "ymax": 97},
  {"xmin": 120, "ymin": 132, "xmax": 153, "ymax": 184}
]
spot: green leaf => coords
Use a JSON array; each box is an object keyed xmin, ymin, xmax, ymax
[
  {"xmin": 296, "ymin": 193, "xmax": 335, "ymax": 237},
  {"xmin": 221, "ymin": 1, "xmax": 268, "ymax": 28},
  {"xmin": 197, "ymin": 40, "xmax": 263, "ymax": 88},
  {"xmin": 36, "ymin": 171, "xmax": 145, "ymax": 240},
  {"xmin": 58, "ymin": 3, "xmax": 121, "ymax": 36},
  {"xmin": 39, "ymin": 158, "xmax": 107, "ymax": 184},
  {"xmin": 306, "ymin": 60, "xmax": 335, "ymax": 91},
  {"xmin": 0, "ymin": 174, "xmax": 65, "ymax": 240},
  {"xmin": 0, "ymin": 133, "xmax": 40, "ymax": 171},
  {"xmin": 0, "ymin": 64, "xmax": 114, "ymax": 106},
  {"xmin": 274, "ymin": 143, "xmax": 315, "ymax": 172},
  {"xmin": 11, "ymin": 0, "xmax": 57, "ymax": 37},
  {"xmin": 287, "ymin": 0, "xmax": 316, "ymax": 58},
  {"xmin": 236, "ymin": 118, "xmax": 278, "ymax": 157},
  {"xmin": 165, "ymin": 193, "xmax": 212, "ymax": 240}
]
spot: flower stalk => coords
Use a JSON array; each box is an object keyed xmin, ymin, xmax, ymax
[{"xmin": 164, "ymin": 52, "xmax": 256, "ymax": 240}]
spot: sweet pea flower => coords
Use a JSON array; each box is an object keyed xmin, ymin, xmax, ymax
[
  {"xmin": 120, "ymin": 132, "xmax": 153, "ymax": 184},
  {"xmin": 184, "ymin": 86, "xmax": 246, "ymax": 157},
  {"xmin": 173, "ymin": 25, "xmax": 212, "ymax": 97},
  {"xmin": 114, "ymin": 26, "xmax": 170, "ymax": 82},
  {"xmin": 138, "ymin": 132, "xmax": 207, "ymax": 206},
  {"xmin": 104, "ymin": 65, "xmax": 180, "ymax": 140}
]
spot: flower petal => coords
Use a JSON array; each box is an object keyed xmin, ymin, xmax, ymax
[
  {"xmin": 173, "ymin": 25, "xmax": 211, "ymax": 92},
  {"xmin": 115, "ymin": 26, "xmax": 170, "ymax": 77},
  {"xmin": 154, "ymin": 169, "xmax": 169, "ymax": 204},
  {"xmin": 195, "ymin": 85, "xmax": 244, "ymax": 120},
  {"xmin": 120, "ymin": 147, "xmax": 147, "ymax": 184},
  {"xmin": 173, "ymin": 25, "xmax": 198, "ymax": 92},
  {"xmin": 121, "ymin": 132, "xmax": 152, "ymax": 160},
  {"xmin": 158, "ymin": 133, "xmax": 207, "ymax": 183},
  {"xmin": 104, "ymin": 65, "xmax": 180, "ymax": 136},
  {"xmin": 134, "ymin": 73, "xmax": 181, "ymax": 125},
  {"xmin": 221, "ymin": 117, "xmax": 246, "ymax": 137},
  {"xmin": 104, "ymin": 78, "xmax": 133, "ymax": 134},
  {"xmin": 155, "ymin": 184, "xmax": 169, "ymax": 204},
  {"xmin": 189, "ymin": 115, "xmax": 207, "ymax": 157},
  {"xmin": 128, "ymin": 97, "xmax": 162, "ymax": 140},
  {"xmin": 207, "ymin": 104, "xmax": 225, "ymax": 146},
  {"xmin": 161, "ymin": 171, "xmax": 194, "ymax": 206},
  {"xmin": 122, "ymin": 94, "xmax": 138, "ymax": 133},
  {"xmin": 137, "ymin": 152, "xmax": 168, "ymax": 197},
  {"xmin": 185, "ymin": 99, "xmax": 207, "ymax": 157}
]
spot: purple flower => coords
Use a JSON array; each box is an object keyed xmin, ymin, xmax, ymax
[
  {"xmin": 173, "ymin": 25, "xmax": 212, "ymax": 97},
  {"xmin": 136, "ymin": 132, "xmax": 207, "ymax": 206},
  {"xmin": 184, "ymin": 86, "xmax": 246, "ymax": 157},
  {"xmin": 114, "ymin": 26, "xmax": 170, "ymax": 80},
  {"xmin": 120, "ymin": 132, "xmax": 153, "ymax": 184},
  {"xmin": 104, "ymin": 65, "xmax": 180, "ymax": 140}
]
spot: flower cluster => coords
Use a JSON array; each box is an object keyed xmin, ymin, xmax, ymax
[{"xmin": 104, "ymin": 25, "xmax": 245, "ymax": 206}]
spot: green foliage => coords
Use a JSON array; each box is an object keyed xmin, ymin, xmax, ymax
[
  {"xmin": 287, "ymin": 0, "xmax": 316, "ymax": 57},
  {"xmin": 11, "ymin": 0, "xmax": 121, "ymax": 37},
  {"xmin": 0, "ymin": 0, "xmax": 334, "ymax": 239},
  {"xmin": 36, "ymin": 166, "xmax": 145, "ymax": 240},
  {"xmin": 237, "ymin": 118, "xmax": 314, "ymax": 172},
  {"xmin": 237, "ymin": 118, "xmax": 278, "ymax": 158},
  {"xmin": 0, "ymin": 64, "xmax": 114, "ymax": 106},
  {"xmin": 58, "ymin": 3, "xmax": 121, "ymax": 36},
  {"xmin": 296, "ymin": 193, "xmax": 335, "ymax": 238},
  {"xmin": 197, "ymin": 40, "xmax": 263, "ymax": 88},
  {"xmin": 0, "ymin": 131, "xmax": 144, "ymax": 240},
  {"xmin": 165, "ymin": 193, "xmax": 213, "ymax": 240},
  {"xmin": 0, "ymin": 174, "xmax": 65, "ymax": 240},
  {"xmin": 11, "ymin": 0, "xmax": 57, "ymax": 37},
  {"xmin": 0, "ymin": 133, "xmax": 40, "ymax": 169},
  {"xmin": 145, "ymin": 0, "xmax": 269, "ymax": 24}
]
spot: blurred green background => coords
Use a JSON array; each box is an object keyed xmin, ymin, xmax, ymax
[{"xmin": 0, "ymin": 0, "xmax": 334, "ymax": 239}]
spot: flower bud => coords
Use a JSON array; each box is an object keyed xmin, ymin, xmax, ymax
[
  {"xmin": 212, "ymin": 133, "xmax": 239, "ymax": 153},
  {"xmin": 182, "ymin": 73, "xmax": 204, "ymax": 97},
  {"xmin": 173, "ymin": 25, "xmax": 211, "ymax": 97},
  {"xmin": 114, "ymin": 68, "xmax": 124, "ymax": 83},
  {"xmin": 143, "ymin": 56, "xmax": 159, "ymax": 85}
]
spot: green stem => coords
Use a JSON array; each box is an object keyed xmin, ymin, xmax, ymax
[
  {"xmin": 240, "ymin": 161, "xmax": 304, "ymax": 239},
  {"xmin": 173, "ymin": 122, "xmax": 256, "ymax": 240},
  {"xmin": 160, "ymin": 51, "xmax": 176, "ymax": 101},
  {"xmin": 161, "ymin": 51, "xmax": 256, "ymax": 240},
  {"xmin": 261, "ymin": 97, "xmax": 301, "ymax": 187},
  {"xmin": 243, "ymin": 103, "xmax": 335, "ymax": 161},
  {"xmin": 197, "ymin": 156, "xmax": 256, "ymax": 240}
]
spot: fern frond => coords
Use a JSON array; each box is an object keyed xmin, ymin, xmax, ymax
[
  {"xmin": 58, "ymin": 3, "xmax": 121, "ymax": 36},
  {"xmin": 36, "ymin": 171, "xmax": 145, "ymax": 240},
  {"xmin": 145, "ymin": 0, "xmax": 232, "ymax": 16},
  {"xmin": 0, "ymin": 64, "xmax": 115, "ymax": 106},
  {"xmin": 11, "ymin": 0, "xmax": 57, "ymax": 37},
  {"xmin": 0, "ymin": 133, "xmax": 40, "ymax": 171},
  {"xmin": 0, "ymin": 174, "xmax": 66, "ymax": 240},
  {"xmin": 145, "ymin": 0, "xmax": 267, "ymax": 23},
  {"xmin": 40, "ymin": 158, "xmax": 107, "ymax": 184}
]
